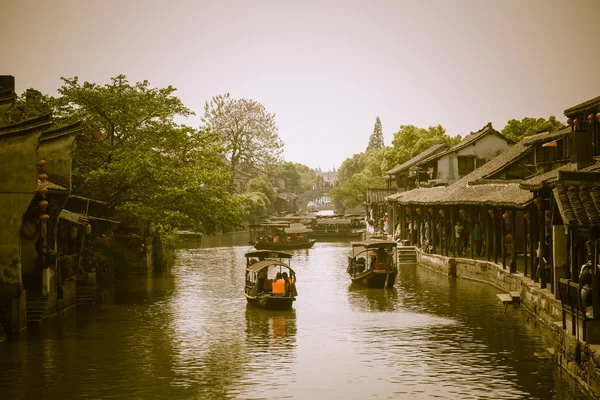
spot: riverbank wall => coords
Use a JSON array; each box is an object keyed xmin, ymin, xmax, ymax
[{"xmin": 416, "ymin": 249, "xmax": 600, "ymax": 398}]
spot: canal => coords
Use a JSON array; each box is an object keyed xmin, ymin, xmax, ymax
[{"xmin": 0, "ymin": 242, "xmax": 591, "ymax": 399}]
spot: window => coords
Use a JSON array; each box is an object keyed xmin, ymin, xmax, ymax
[{"xmin": 458, "ymin": 156, "xmax": 475, "ymax": 176}]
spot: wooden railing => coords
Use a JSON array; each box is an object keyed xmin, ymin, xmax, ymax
[{"xmin": 558, "ymin": 278, "xmax": 589, "ymax": 342}]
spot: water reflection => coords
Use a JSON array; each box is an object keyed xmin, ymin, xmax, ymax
[{"xmin": 0, "ymin": 243, "xmax": 591, "ymax": 400}]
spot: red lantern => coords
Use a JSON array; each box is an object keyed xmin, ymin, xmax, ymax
[
  {"xmin": 36, "ymin": 159, "xmax": 47, "ymax": 168},
  {"xmin": 588, "ymin": 114, "xmax": 594, "ymax": 122},
  {"xmin": 439, "ymin": 209, "xmax": 445, "ymax": 217},
  {"xmin": 40, "ymin": 214, "xmax": 50, "ymax": 221},
  {"xmin": 37, "ymin": 187, "xmax": 49, "ymax": 196},
  {"xmin": 488, "ymin": 209, "xmax": 494, "ymax": 216},
  {"xmin": 38, "ymin": 173, "xmax": 48, "ymax": 181},
  {"xmin": 39, "ymin": 200, "xmax": 49, "ymax": 210},
  {"xmin": 416, "ymin": 208, "xmax": 422, "ymax": 215},
  {"xmin": 596, "ymin": 112, "xmax": 600, "ymax": 122},
  {"xmin": 428, "ymin": 207, "xmax": 433, "ymax": 214},
  {"xmin": 574, "ymin": 118, "xmax": 581, "ymax": 127},
  {"xmin": 502, "ymin": 212, "xmax": 510, "ymax": 221},
  {"xmin": 567, "ymin": 118, "xmax": 573, "ymax": 126},
  {"xmin": 405, "ymin": 206, "xmax": 410, "ymax": 212}
]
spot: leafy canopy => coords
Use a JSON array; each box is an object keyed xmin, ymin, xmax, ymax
[
  {"xmin": 201, "ymin": 93, "xmax": 284, "ymax": 177},
  {"xmin": 52, "ymin": 75, "xmax": 247, "ymax": 233},
  {"xmin": 501, "ymin": 116, "xmax": 564, "ymax": 142}
]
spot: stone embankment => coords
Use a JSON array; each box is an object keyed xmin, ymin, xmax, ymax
[{"xmin": 416, "ymin": 250, "xmax": 600, "ymax": 398}]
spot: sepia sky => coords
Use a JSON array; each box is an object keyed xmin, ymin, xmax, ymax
[{"xmin": 3, "ymin": 0, "xmax": 600, "ymax": 170}]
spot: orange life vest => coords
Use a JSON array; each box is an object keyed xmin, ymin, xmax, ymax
[{"xmin": 272, "ymin": 279, "xmax": 286, "ymax": 294}]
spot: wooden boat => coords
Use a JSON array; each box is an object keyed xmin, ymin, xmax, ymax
[
  {"xmin": 312, "ymin": 217, "xmax": 365, "ymax": 239},
  {"xmin": 244, "ymin": 250, "xmax": 298, "ymax": 310},
  {"xmin": 347, "ymin": 239, "xmax": 398, "ymax": 288},
  {"xmin": 251, "ymin": 222, "xmax": 316, "ymax": 250}
]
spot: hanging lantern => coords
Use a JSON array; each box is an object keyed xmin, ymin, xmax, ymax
[
  {"xmin": 36, "ymin": 159, "xmax": 47, "ymax": 168},
  {"xmin": 38, "ymin": 173, "xmax": 48, "ymax": 181},
  {"xmin": 85, "ymin": 224, "xmax": 92, "ymax": 235},
  {"xmin": 69, "ymin": 225, "xmax": 78, "ymax": 239},
  {"xmin": 596, "ymin": 112, "xmax": 600, "ymax": 122},
  {"xmin": 40, "ymin": 214, "xmax": 50, "ymax": 221},
  {"xmin": 488, "ymin": 209, "xmax": 494, "ymax": 216},
  {"xmin": 428, "ymin": 207, "xmax": 433, "ymax": 214},
  {"xmin": 574, "ymin": 118, "xmax": 581, "ymax": 127},
  {"xmin": 439, "ymin": 209, "xmax": 445, "ymax": 217},
  {"xmin": 588, "ymin": 114, "xmax": 595, "ymax": 122},
  {"xmin": 37, "ymin": 187, "xmax": 48, "ymax": 196},
  {"xmin": 534, "ymin": 196, "xmax": 542, "ymax": 208},
  {"xmin": 39, "ymin": 200, "xmax": 49, "ymax": 210},
  {"xmin": 524, "ymin": 211, "xmax": 530, "ymax": 222},
  {"xmin": 567, "ymin": 118, "xmax": 573, "ymax": 126},
  {"xmin": 416, "ymin": 207, "xmax": 422, "ymax": 215},
  {"xmin": 405, "ymin": 206, "xmax": 410, "ymax": 212},
  {"xmin": 502, "ymin": 212, "xmax": 511, "ymax": 221}
]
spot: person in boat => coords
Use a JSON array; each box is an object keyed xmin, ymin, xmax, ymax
[
  {"xmin": 272, "ymin": 272, "xmax": 286, "ymax": 295},
  {"xmin": 273, "ymin": 234, "xmax": 280, "ymax": 243},
  {"xmin": 374, "ymin": 248, "xmax": 388, "ymax": 270},
  {"xmin": 257, "ymin": 268, "xmax": 268, "ymax": 293},
  {"xmin": 281, "ymin": 271, "xmax": 292, "ymax": 295}
]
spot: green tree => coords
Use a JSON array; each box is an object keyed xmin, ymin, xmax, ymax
[
  {"xmin": 13, "ymin": 88, "xmax": 56, "ymax": 122},
  {"xmin": 201, "ymin": 93, "xmax": 284, "ymax": 177},
  {"xmin": 382, "ymin": 124, "xmax": 461, "ymax": 172},
  {"xmin": 330, "ymin": 149, "xmax": 386, "ymax": 208},
  {"xmin": 366, "ymin": 116, "xmax": 384, "ymax": 151},
  {"xmin": 55, "ymin": 75, "xmax": 246, "ymax": 233},
  {"xmin": 247, "ymin": 176, "xmax": 276, "ymax": 204},
  {"xmin": 501, "ymin": 116, "xmax": 564, "ymax": 142}
]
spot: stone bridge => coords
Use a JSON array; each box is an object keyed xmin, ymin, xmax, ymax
[{"xmin": 295, "ymin": 187, "xmax": 331, "ymax": 211}]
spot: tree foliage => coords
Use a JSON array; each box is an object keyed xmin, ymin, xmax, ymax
[
  {"xmin": 52, "ymin": 75, "xmax": 247, "ymax": 233},
  {"xmin": 366, "ymin": 116, "xmax": 384, "ymax": 151},
  {"xmin": 382, "ymin": 124, "xmax": 461, "ymax": 173},
  {"xmin": 501, "ymin": 116, "xmax": 564, "ymax": 142},
  {"xmin": 201, "ymin": 93, "xmax": 284, "ymax": 177},
  {"xmin": 247, "ymin": 176, "xmax": 276, "ymax": 204},
  {"xmin": 330, "ymin": 149, "xmax": 386, "ymax": 208},
  {"xmin": 266, "ymin": 162, "xmax": 320, "ymax": 194}
]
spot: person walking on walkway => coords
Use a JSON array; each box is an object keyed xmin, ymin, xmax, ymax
[{"xmin": 472, "ymin": 222, "xmax": 483, "ymax": 257}]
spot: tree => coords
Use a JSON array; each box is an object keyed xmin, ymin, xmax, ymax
[
  {"xmin": 501, "ymin": 116, "xmax": 564, "ymax": 142},
  {"xmin": 201, "ymin": 93, "xmax": 284, "ymax": 177},
  {"xmin": 382, "ymin": 124, "xmax": 461, "ymax": 173},
  {"xmin": 13, "ymin": 88, "xmax": 56, "ymax": 122},
  {"xmin": 247, "ymin": 176, "xmax": 276, "ymax": 204},
  {"xmin": 367, "ymin": 116, "xmax": 384, "ymax": 151},
  {"xmin": 330, "ymin": 149, "xmax": 386, "ymax": 208},
  {"xmin": 54, "ymin": 75, "xmax": 247, "ymax": 233}
]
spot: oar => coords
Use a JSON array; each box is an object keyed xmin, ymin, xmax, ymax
[{"xmin": 384, "ymin": 267, "xmax": 390, "ymax": 289}]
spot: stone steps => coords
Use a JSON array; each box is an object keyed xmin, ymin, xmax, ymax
[
  {"xmin": 26, "ymin": 297, "xmax": 47, "ymax": 323},
  {"xmin": 398, "ymin": 246, "xmax": 417, "ymax": 264}
]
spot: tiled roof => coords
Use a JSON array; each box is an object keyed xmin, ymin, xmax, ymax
[
  {"xmin": 564, "ymin": 95, "xmax": 600, "ymax": 117},
  {"xmin": 384, "ymin": 143, "xmax": 448, "ymax": 175},
  {"xmin": 554, "ymin": 180, "xmax": 600, "ymax": 227},
  {"xmin": 521, "ymin": 126, "xmax": 571, "ymax": 145},
  {"xmin": 37, "ymin": 179, "xmax": 68, "ymax": 192},
  {"xmin": 365, "ymin": 188, "xmax": 399, "ymax": 204}
]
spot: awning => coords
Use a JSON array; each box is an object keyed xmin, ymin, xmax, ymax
[{"xmin": 59, "ymin": 209, "xmax": 88, "ymax": 224}]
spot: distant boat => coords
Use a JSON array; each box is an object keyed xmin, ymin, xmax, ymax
[
  {"xmin": 244, "ymin": 250, "xmax": 297, "ymax": 310},
  {"xmin": 251, "ymin": 222, "xmax": 316, "ymax": 250},
  {"xmin": 347, "ymin": 239, "xmax": 398, "ymax": 288},
  {"xmin": 312, "ymin": 217, "xmax": 365, "ymax": 239}
]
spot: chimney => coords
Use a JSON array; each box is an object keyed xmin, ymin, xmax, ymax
[
  {"xmin": 0, "ymin": 75, "xmax": 15, "ymax": 94},
  {"xmin": 570, "ymin": 129, "xmax": 594, "ymax": 169}
]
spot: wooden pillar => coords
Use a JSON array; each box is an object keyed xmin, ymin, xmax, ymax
[
  {"xmin": 593, "ymin": 239, "xmax": 600, "ymax": 318},
  {"xmin": 501, "ymin": 210, "xmax": 507, "ymax": 269},
  {"xmin": 532, "ymin": 199, "xmax": 539, "ymax": 282},
  {"xmin": 528, "ymin": 208, "xmax": 535, "ymax": 278},
  {"xmin": 469, "ymin": 206, "xmax": 474, "ymax": 259},
  {"xmin": 493, "ymin": 209, "xmax": 498, "ymax": 264},
  {"xmin": 486, "ymin": 209, "xmax": 491, "ymax": 262},
  {"xmin": 410, "ymin": 204, "xmax": 416, "ymax": 245},
  {"xmin": 451, "ymin": 207, "xmax": 457, "ymax": 257},
  {"xmin": 539, "ymin": 195, "xmax": 547, "ymax": 289},
  {"xmin": 400, "ymin": 205, "xmax": 406, "ymax": 241},
  {"xmin": 570, "ymin": 230, "xmax": 576, "ymax": 282},
  {"xmin": 523, "ymin": 211, "xmax": 528, "ymax": 276},
  {"xmin": 432, "ymin": 207, "xmax": 437, "ymax": 255},
  {"xmin": 510, "ymin": 209, "xmax": 517, "ymax": 273},
  {"xmin": 444, "ymin": 209, "xmax": 449, "ymax": 257}
]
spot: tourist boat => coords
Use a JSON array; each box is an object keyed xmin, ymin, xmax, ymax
[
  {"xmin": 244, "ymin": 250, "xmax": 298, "ymax": 310},
  {"xmin": 312, "ymin": 217, "xmax": 365, "ymax": 239},
  {"xmin": 251, "ymin": 222, "xmax": 316, "ymax": 250},
  {"xmin": 347, "ymin": 239, "xmax": 398, "ymax": 288}
]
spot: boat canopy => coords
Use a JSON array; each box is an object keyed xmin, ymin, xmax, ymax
[
  {"xmin": 315, "ymin": 218, "xmax": 352, "ymax": 225},
  {"xmin": 351, "ymin": 239, "xmax": 398, "ymax": 249},
  {"xmin": 250, "ymin": 222, "xmax": 290, "ymax": 229},
  {"xmin": 245, "ymin": 250, "xmax": 293, "ymax": 259},
  {"xmin": 284, "ymin": 223, "xmax": 312, "ymax": 234},
  {"xmin": 246, "ymin": 259, "xmax": 296, "ymax": 274}
]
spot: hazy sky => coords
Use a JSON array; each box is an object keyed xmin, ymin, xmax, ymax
[{"xmin": 3, "ymin": 0, "xmax": 600, "ymax": 170}]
